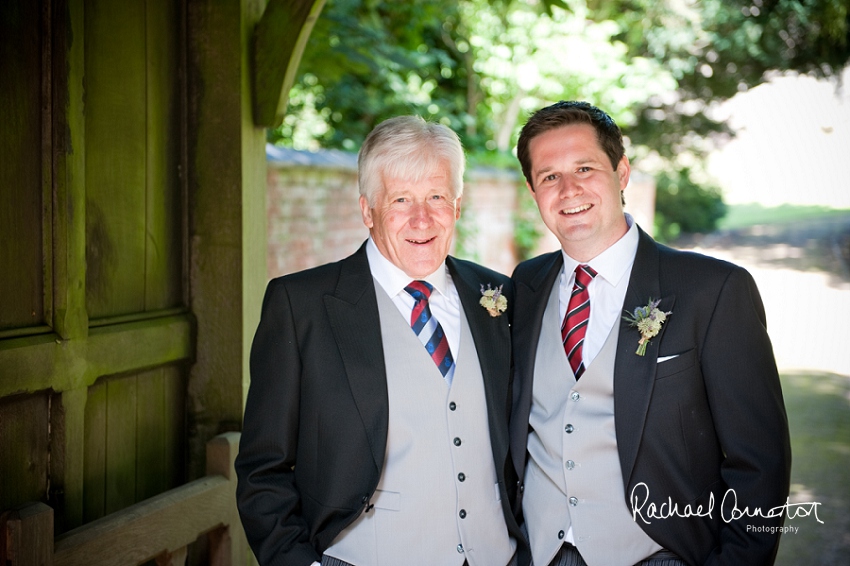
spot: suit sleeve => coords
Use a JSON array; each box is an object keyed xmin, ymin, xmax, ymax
[
  {"xmin": 235, "ymin": 279, "xmax": 320, "ymax": 566},
  {"xmin": 700, "ymin": 267, "xmax": 792, "ymax": 565}
]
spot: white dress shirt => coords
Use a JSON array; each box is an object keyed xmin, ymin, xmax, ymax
[
  {"xmin": 559, "ymin": 214, "xmax": 639, "ymax": 368},
  {"xmin": 366, "ymin": 238, "xmax": 461, "ymax": 383}
]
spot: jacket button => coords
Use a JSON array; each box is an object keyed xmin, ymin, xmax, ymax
[
  {"xmin": 570, "ymin": 391, "xmax": 580, "ymax": 401},
  {"xmin": 361, "ymin": 495, "xmax": 368, "ymax": 504},
  {"xmin": 558, "ymin": 530, "xmax": 565, "ymax": 540},
  {"xmin": 459, "ymin": 509, "xmax": 467, "ymax": 519},
  {"xmin": 453, "ymin": 437, "xmax": 462, "ymax": 446},
  {"xmin": 449, "ymin": 401, "xmax": 457, "ymax": 410},
  {"xmin": 569, "ymin": 496, "xmax": 578, "ymax": 506},
  {"xmin": 565, "ymin": 460, "xmax": 575, "ymax": 470},
  {"xmin": 565, "ymin": 424, "xmax": 574, "ymax": 433},
  {"xmin": 458, "ymin": 473, "xmax": 466, "ymax": 482},
  {"xmin": 457, "ymin": 544, "xmax": 464, "ymax": 554}
]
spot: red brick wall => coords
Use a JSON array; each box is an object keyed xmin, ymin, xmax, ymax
[
  {"xmin": 266, "ymin": 146, "xmax": 655, "ymax": 279},
  {"xmin": 267, "ymin": 163, "xmax": 366, "ymax": 278},
  {"xmin": 458, "ymin": 168, "xmax": 521, "ymax": 275}
]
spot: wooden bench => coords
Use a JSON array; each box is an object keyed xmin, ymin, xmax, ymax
[{"xmin": 1, "ymin": 432, "xmax": 251, "ymax": 566}]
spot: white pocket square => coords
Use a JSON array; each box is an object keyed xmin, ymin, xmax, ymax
[{"xmin": 657, "ymin": 354, "xmax": 679, "ymax": 363}]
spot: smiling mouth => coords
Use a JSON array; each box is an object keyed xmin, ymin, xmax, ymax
[
  {"xmin": 406, "ymin": 237, "xmax": 436, "ymax": 245},
  {"xmin": 561, "ymin": 204, "xmax": 592, "ymax": 215}
]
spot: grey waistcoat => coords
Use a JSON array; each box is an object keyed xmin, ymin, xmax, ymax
[
  {"xmin": 523, "ymin": 278, "xmax": 662, "ymax": 566},
  {"xmin": 324, "ymin": 282, "xmax": 515, "ymax": 566}
]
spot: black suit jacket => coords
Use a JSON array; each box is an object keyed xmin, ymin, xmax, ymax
[
  {"xmin": 236, "ymin": 242, "xmax": 523, "ymax": 566},
  {"xmin": 510, "ymin": 228, "xmax": 791, "ymax": 566}
]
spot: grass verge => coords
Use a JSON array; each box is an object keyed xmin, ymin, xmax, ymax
[
  {"xmin": 718, "ymin": 203, "xmax": 850, "ymax": 231},
  {"xmin": 774, "ymin": 372, "xmax": 850, "ymax": 565}
]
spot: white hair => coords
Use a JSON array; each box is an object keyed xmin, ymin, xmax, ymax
[{"xmin": 358, "ymin": 115, "xmax": 465, "ymax": 207}]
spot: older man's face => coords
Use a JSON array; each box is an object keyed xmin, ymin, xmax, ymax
[{"xmin": 360, "ymin": 164, "xmax": 460, "ymax": 279}]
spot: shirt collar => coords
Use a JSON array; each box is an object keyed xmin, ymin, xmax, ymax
[
  {"xmin": 560, "ymin": 213, "xmax": 639, "ymax": 287},
  {"xmin": 366, "ymin": 237, "xmax": 450, "ymax": 298}
]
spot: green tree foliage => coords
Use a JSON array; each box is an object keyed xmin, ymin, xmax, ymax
[
  {"xmin": 270, "ymin": 0, "xmax": 471, "ymax": 151},
  {"xmin": 607, "ymin": 0, "xmax": 850, "ymax": 163},
  {"xmin": 272, "ymin": 0, "xmax": 849, "ymax": 238},
  {"xmin": 654, "ymin": 168, "xmax": 727, "ymax": 242}
]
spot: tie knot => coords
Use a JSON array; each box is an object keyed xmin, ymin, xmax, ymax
[
  {"xmin": 574, "ymin": 264, "xmax": 597, "ymax": 288},
  {"xmin": 405, "ymin": 280, "xmax": 433, "ymax": 302}
]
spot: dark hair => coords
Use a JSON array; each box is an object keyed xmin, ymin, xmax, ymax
[{"xmin": 516, "ymin": 101, "xmax": 625, "ymax": 190}]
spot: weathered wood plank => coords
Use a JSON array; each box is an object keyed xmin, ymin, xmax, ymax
[
  {"xmin": 54, "ymin": 433, "xmax": 240, "ymax": 566},
  {"xmin": 145, "ymin": 0, "xmax": 184, "ymax": 312},
  {"xmin": 83, "ymin": 381, "xmax": 107, "ymax": 523},
  {"xmin": 40, "ymin": 0, "xmax": 54, "ymax": 332},
  {"xmin": 104, "ymin": 375, "xmax": 137, "ymax": 515},
  {"xmin": 52, "ymin": 0, "xmax": 88, "ymax": 340},
  {"xmin": 135, "ymin": 368, "xmax": 167, "ymax": 502},
  {"xmin": 155, "ymin": 545, "xmax": 188, "ymax": 566},
  {"xmin": 205, "ymin": 433, "xmax": 246, "ymax": 566},
  {"xmin": 208, "ymin": 525, "xmax": 232, "ymax": 566},
  {"xmin": 0, "ymin": 394, "xmax": 50, "ymax": 513},
  {"xmin": 186, "ymin": 0, "xmax": 268, "ymax": 481},
  {"xmin": 163, "ymin": 365, "xmax": 187, "ymax": 488},
  {"xmin": 84, "ymin": 0, "xmax": 147, "ymax": 318},
  {"xmin": 61, "ymin": 387, "xmax": 88, "ymax": 531},
  {"xmin": 0, "ymin": 0, "xmax": 46, "ymax": 331},
  {"xmin": 0, "ymin": 502, "xmax": 54, "ymax": 566},
  {"xmin": 55, "ymin": 475, "xmax": 231, "ymax": 566},
  {"xmin": 252, "ymin": 0, "xmax": 326, "ymax": 127},
  {"xmin": 0, "ymin": 314, "xmax": 193, "ymax": 398}
]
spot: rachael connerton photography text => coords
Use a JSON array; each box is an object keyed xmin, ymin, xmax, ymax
[{"xmin": 630, "ymin": 482, "xmax": 823, "ymax": 525}]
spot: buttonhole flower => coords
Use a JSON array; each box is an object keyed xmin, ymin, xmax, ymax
[
  {"xmin": 623, "ymin": 298, "xmax": 671, "ymax": 356},
  {"xmin": 479, "ymin": 284, "xmax": 508, "ymax": 317}
]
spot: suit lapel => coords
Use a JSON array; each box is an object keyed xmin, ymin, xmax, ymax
[
  {"xmin": 449, "ymin": 258, "xmax": 509, "ymax": 385},
  {"xmin": 323, "ymin": 243, "xmax": 389, "ymax": 472},
  {"xmin": 510, "ymin": 252, "xmax": 562, "ymax": 474},
  {"xmin": 614, "ymin": 228, "xmax": 676, "ymax": 484},
  {"xmin": 514, "ymin": 252, "xmax": 563, "ymax": 379},
  {"xmin": 447, "ymin": 257, "xmax": 512, "ymax": 452}
]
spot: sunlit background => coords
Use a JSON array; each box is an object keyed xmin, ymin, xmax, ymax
[
  {"xmin": 708, "ymin": 66, "xmax": 850, "ymax": 209},
  {"xmin": 269, "ymin": 1, "xmax": 850, "ymax": 563}
]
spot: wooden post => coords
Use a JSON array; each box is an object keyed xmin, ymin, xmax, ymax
[
  {"xmin": 1, "ymin": 502, "xmax": 54, "ymax": 566},
  {"xmin": 154, "ymin": 546, "xmax": 188, "ymax": 566},
  {"xmin": 206, "ymin": 432, "xmax": 248, "ymax": 566},
  {"xmin": 208, "ymin": 526, "xmax": 232, "ymax": 566}
]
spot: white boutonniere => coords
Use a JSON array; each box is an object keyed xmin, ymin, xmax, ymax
[
  {"xmin": 623, "ymin": 298, "xmax": 672, "ymax": 356},
  {"xmin": 479, "ymin": 284, "xmax": 508, "ymax": 317}
]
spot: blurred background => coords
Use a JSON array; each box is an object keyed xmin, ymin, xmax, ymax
[
  {"xmin": 266, "ymin": 1, "xmax": 850, "ymax": 563},
  {"xmin": 2, "ymin": 0, "xmax": 846, "ymax": 563}
]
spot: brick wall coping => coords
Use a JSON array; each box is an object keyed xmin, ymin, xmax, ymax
[
  {"xmin": 266, "ymin": 144, "xmax": 358, "ymax": 171},
  {"xmin": 265, "ymin": 144, "xmax": 523, "ymax": 182}
]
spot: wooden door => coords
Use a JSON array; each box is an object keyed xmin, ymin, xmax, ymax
[{"xmin": 0, "ymin": 0, "xmax": 191, "ymax": 534}]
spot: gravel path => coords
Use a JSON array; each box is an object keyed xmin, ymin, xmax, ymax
[
  {"xmin": 674, "ymin": 215, "xmax": 850, "ymax": 565},
  {"xmin": 675, "ymin": 215, "xmax": 850, "ymax": 376}
]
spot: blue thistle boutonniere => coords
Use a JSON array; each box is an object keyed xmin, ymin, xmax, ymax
[{"xmin": 623, "ymin": 298, "xmax": 672, "ymax": 356}]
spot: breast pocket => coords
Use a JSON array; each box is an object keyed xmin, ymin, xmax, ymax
[{"xmin": 655, "ymin": 348, "xmax": 697, "ymax": 379}]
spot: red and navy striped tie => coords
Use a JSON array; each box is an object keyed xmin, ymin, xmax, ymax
[
  {"xmin": 405, "ymin": 281, "xmax": 454, "ymax": 380},
  {"xmin": 562, "ymin": 264, "xmax": 597, "ymax": 379}
]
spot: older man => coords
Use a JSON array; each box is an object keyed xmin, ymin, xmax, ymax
[{"xmin": 236, "ymin": 116, "xmax": 523, "ymax": 566}]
